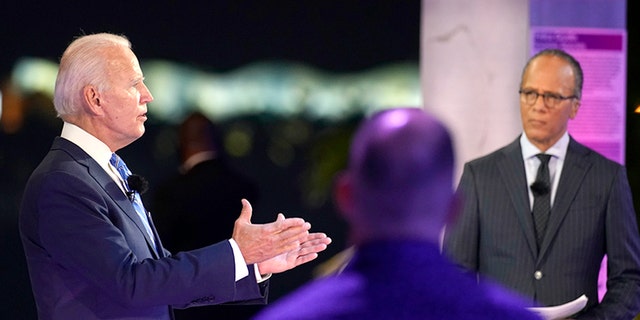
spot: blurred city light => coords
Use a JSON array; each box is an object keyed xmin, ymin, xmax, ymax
[{"xmin": 11, "ymin": 58, "xmax": 421, "ymax": 123}]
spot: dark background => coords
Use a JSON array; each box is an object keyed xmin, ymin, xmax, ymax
[
  {"xmin": 0, "ymin": 1, "xmax": 421, "ymax": 319},
  {"xmin": 2, "ymin": 1, "xmax": 640, "ymax": 319},
  {"xmin": 0, "ymin": 1, "xmax": 420, "ymax": 75}
]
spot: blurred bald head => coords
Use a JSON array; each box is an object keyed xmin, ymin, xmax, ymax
[
  {"xmin": 335, "ymin": 107, "xmax": 455, "ymax": 244},
  {"xmin": 178, "ymin": 112, "xmax": 225, "ymax": 163}
]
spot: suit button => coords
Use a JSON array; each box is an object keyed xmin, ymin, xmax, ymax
[{"xmin": 534, "ymin": 270, "xmax": 543, "ymax": 280}]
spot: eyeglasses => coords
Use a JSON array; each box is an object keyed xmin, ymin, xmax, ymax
[{"xmin": 519, "ymin": 89, "xmax": 577, "ymax": 108}]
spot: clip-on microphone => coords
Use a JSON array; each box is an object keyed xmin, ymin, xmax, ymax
[
  {"xmin": 530, "ymin": 180, "xmax": 549, "ymax": 196},
  {"xmin": 126, "ymin": 174, "xmax": 149, "ymax": 200}
]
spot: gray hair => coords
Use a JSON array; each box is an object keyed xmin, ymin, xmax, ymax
[{"xmin": 53, "ymin": 33, "xmax": 131, "ymax": 117}]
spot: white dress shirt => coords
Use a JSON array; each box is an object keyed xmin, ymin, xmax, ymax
[
  {"xmin": 520, "ymin": 131, "xmax": 570, "ymax": 210},
  {"xmin": 60, "ymin": 122, "xmax": 268, "ymax": 282}
]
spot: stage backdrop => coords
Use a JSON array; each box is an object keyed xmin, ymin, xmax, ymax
[{"xmin": 422, "ymin": 0, "xmax": 627, "ymax": 304}]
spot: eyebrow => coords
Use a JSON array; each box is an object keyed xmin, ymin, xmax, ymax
[
  {"xmin": 521, "ymin": 88, "xmax": 571, "ymax": 95},
  {"xmin": 129, "ymin": 75, "xmax": 145, "ymax": 85}
]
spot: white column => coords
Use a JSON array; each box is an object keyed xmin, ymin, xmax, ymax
[{"xmin": 421, "ymin": 0, "xmax": 529, "ymax": 183}]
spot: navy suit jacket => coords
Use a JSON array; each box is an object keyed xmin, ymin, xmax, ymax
[
  {"xmin": 444, "ymin": 136, "xmax": 640, "ymax": 319},
  {"xmin": 254, "ymin": 241, "xmax": 540, "ymax": 320},
  {"xmin": 19, "ymin": 137, "xmax": 267, "ymax": 320}
]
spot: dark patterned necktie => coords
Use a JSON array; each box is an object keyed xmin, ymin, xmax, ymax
[
  {"xmin": 531, "ymin": 153, "xmax": 552, "ymax": 250},
  {"xmin": 110, "ymin": 153, "xmax": 156, "ymax": 250}
]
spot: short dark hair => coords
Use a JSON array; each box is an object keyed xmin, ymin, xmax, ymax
[{"xmin": 521, "ymin": 48, "xmax": 583, "ymax": 99}]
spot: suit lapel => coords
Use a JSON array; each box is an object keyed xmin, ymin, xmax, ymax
[
  {"xmin": 147, "ymin": 215, "xmax": 168, "ymax": 258},
  {"xmin": 54, "ymin": 138, "xmax": 161, "ymax": 258},
  {"xmin": 99, "ymin": 173, "xmax": 161, "ymax": 258},
  {"xmin": 538, "ymin": 137, "xmax": 590, "ymax": 259},
  {"xmin": 498, "ymin": 138, "xmax": 538, "ymax": 257}
]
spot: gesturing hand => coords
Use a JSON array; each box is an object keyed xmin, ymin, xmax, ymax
[
  {"xmin": 232, "ymin": 199, "xmax": 313, "ymax": 265},
  {"xmin": 257, "ymin": 232, "xmax": 332, "ymax": 274}
]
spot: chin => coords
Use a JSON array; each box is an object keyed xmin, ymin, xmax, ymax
[
  {"xmin": 525, "ymin": 127, "xmax": 546, "ymax": 138},
  {"xmin": 135, "ymin": 126, "xmax": 146, "ymax": 138}
]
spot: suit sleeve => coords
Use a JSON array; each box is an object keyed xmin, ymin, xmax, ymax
[
  {"xmin": 443, "ymin": 162, "xmax": 480, "ymax": 272},
  {"xmin": 35, "ymin": 170, "xmax": 266, "ymax": 308},
  {"xmin": 578, "ymin": 167, "xmax": 640, "ymax": 319}
]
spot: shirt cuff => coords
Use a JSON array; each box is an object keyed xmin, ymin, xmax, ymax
[
  {"xmin": 254, "ymin": 264, "xmax": 272, "ymax": 283},
  {"xmin": 229, "ymin": 239, "xmax": 248, "ymax": 281}
]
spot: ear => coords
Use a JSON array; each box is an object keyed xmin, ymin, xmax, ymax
[
  {"xmin": 568, "ymin": 99, "xmax": 580, "ymax": 119},
  {"xmin": 333, "ymin": 172, "xmax": 355, "ymax": 222},
  {"xmin": 83, "ymin": 85, "xmax": 104, "ymax": 116}
]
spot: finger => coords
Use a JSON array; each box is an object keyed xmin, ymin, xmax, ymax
[
  {"xmin": 266, "ymin": 241, "xmax": 302, "ymax": 259},
  {"xmin": 273, "ymin": 238, "xmax": 328, "ymax": 261},
  {"xmin": 302, "ymin": 237, "xmax": 332, "ymax": 248},
  {"xmin": 302, "ymin": 233, "xmax": 331, "ymax": 243},
  {"xmin": 298, "ymin": 245, "xmax": 327, "ymax": 258},
  {"xmin": 270, "ymin": 217, "xmax": 307, "ymax": 233},
  {"xmin": 298, "ymin": 241, "xmax": 330, "ymax": 256},
  {"xmin": 294, "ymin": 252, "xmax": 319, "ymax": 267},
  {"xmin": 265, "ymin": 218, "xmax": 309, "ymax": 237},
  {"xmin": 280, "ymin": 231, "xmax": 329, "ymax": 249},
  {"xmin": 263, "ymin": 213, "xmax": 287, "ymax": 234},
  {"xmin": 275, "ymin": 226, "xmax": 328, "ymax": 253},
  {"xmin": 237, "ymin": 199, "xmax": 253, "ymax": 223},
  {"xmin": 274, "ymin": 224, "xmax": 311, "ymax": 244}
]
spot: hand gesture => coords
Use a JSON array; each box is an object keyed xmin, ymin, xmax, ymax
[
  {"xmin": 257, "ymin": 232, "xmax": 332, "ymax": 274},
  {"xmin": 232, "ymin": 199, "xmax": 313, "ymax": 265}
]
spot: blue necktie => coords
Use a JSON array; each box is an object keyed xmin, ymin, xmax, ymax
[{"xmin": 109, "ymin": 153, "xmax": 157, "ymax": 250}]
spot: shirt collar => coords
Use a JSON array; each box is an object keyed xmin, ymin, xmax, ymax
[
  {"xmin": 180, "ymin": 151, "xmax": 216, "ymax": 173},
  {"xmin": 520, "ymin": 131, "xmax": 569, "ymax": 161},
  {"xmin": 60, "ymin": 122, "xmax": 113, "ymax": 168}
]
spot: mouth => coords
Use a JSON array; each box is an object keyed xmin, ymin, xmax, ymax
[{"xmin": 528, "ymin": 119, "xmax": 545, "ymax": 126}]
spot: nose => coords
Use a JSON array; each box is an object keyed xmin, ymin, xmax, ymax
[{"xmin": 140, "ymin": 83, "xmax": 154, "ymax": 104}]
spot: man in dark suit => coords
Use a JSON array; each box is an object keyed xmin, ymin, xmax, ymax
[
  {"xmin": 152, "ymin": 112, "xmax": 261, "ymax": 319},
  {"xmin": 444, "ymin": 49, "xmax": 640, "ymax": 319},
  {"xmin": 254, "ymin": 107, "xmax": 540, "ymax": 320},
  {"xmin": 153, "ymin": 111, "xmax": 260, "ymax": 252},
  {"xmin": 19, "ymin": 32, "xmax": 331, "ymax": 320}
]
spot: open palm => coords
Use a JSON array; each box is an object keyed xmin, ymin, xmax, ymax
[{"xmin": 258, "ymin": 233, "xmax": 331, "ymax": 274}]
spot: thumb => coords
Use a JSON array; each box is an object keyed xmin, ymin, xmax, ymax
[
  {"xmin": 271, "ymin": 213, "xmax": 285, "ymax": 227},
  {"xmin": 237, "ymin": 199, "xmax": 253, "ymax": 223}
]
